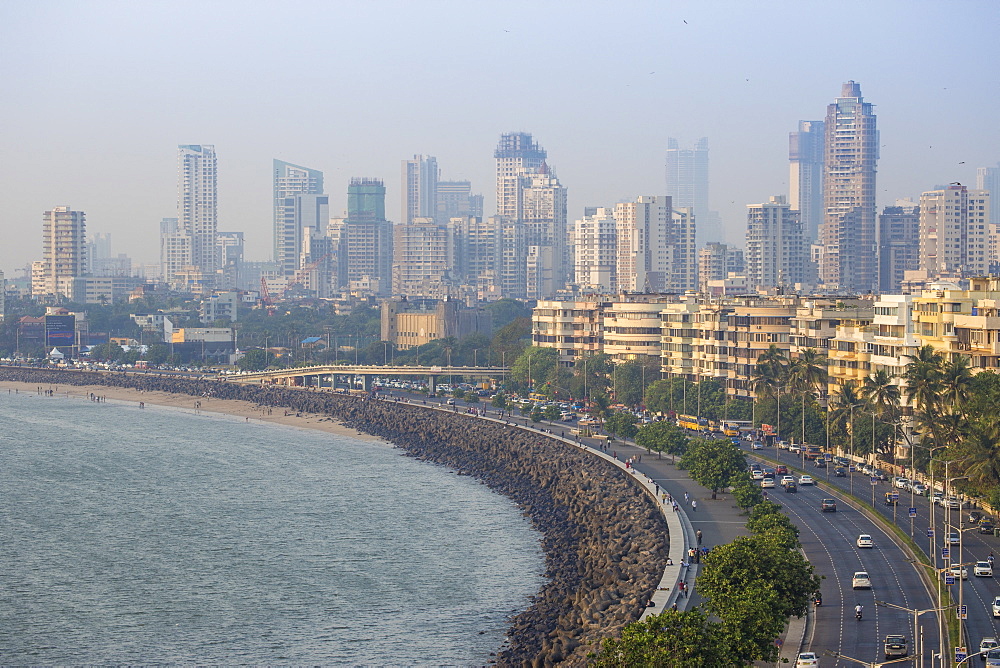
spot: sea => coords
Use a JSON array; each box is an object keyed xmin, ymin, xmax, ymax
[{"xmin": 0, "ymin": 389, "xmax": 545, "ymax": 665}]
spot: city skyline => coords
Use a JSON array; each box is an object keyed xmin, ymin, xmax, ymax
[{"xmin": 1, "ymin": 1, "xmax": 998, "ymax": 275}]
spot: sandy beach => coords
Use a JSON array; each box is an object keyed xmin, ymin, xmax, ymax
[{"xmin": 0, "ymin": 379, "xmax": 382, "ymax": 442}]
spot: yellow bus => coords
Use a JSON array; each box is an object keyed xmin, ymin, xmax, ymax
[
  {"xmin": 677, "ymin": 414, "xmax": 709, "ymax": 432},
  {"xmin": 723, "ymin": 421, "xmax": 752, "ymax": 437}
]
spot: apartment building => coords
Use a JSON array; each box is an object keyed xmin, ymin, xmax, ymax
[{"xmin": 532, "ymin": 299, "xmax": 605, "ymax": 367}]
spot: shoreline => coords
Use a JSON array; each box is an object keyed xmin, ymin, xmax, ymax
[
  {"xmin": 0, "ymin": 368, "xmax": 670, "ymax": 666},
  {"xmin": 0, "ymin": 379, "xmax": 381, "ymax": 442}
]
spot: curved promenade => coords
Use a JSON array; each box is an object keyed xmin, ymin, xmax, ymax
[{"xmin": 0, "ymin": 368, "xmax": 678, "ymax": 666}]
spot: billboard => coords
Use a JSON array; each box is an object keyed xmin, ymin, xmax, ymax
[{"xmin": 45, "ymin": 315, "xmax": 76, "ymax": 348}]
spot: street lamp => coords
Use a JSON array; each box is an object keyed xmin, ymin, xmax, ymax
[{"xmin": 876, "ymin": 598, "xmax": 950, "ymax": 668}]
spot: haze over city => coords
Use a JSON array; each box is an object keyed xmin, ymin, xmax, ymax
[{"xmin": 2, "ymin": 0, "xmax": 998, "ymax": 275}]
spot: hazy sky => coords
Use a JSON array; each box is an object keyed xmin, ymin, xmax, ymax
[{"xmin": 2, "ymin": 0, "xmax": 998, "ymax": 277}]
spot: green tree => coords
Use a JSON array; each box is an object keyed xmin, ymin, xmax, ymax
[
  {"xmin": 484, "ymin": 299, "xmax": 530, "ymax": 330},
  {"xmin": 605, "ymin": 411, "xmax": 639, "ymax": 441},
  {"xmin": 862, "ymin": 368, "xmax": 901, "ymax": 459},
  {"xmin": 591, "ymin": 608, "xmax": 734, "ymax": 667},
  {"xmin": 680, "ymin": 437, "xmax": 747, "ymax": 499},
  {"xmin": 530, "ymin": 407, "xmax": 544, "ymax": 422},
  {"xmin": 491, "ymin": 393, "xmax": 508, "ymax": 410},
  {"xmin": 542, "ymin": 405, "xmax": 561, "ymax": 421},
  {"xmin": 236, "ymin": 347, "xmax": 275, "ymax": 371},
  {"xmin": 510, "ymin": 346, "xmax": 559, "ymax": 393},
  {"xmin": 635, "ymin": 420, "xmax": 689, "ymax": 461},
  {"xmin": 731, "ymin": 477, "xmax": 764, "ymax": 510}
]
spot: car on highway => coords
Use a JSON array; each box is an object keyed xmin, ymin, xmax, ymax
[
  {"xmin": 780, "ymin": 475, "xmax": 797, "ymax": 487},
  {"xmin": 751, "ymin": 469, "xmax": 765, "ymax": 480},
  {"xmin": 814, "ymin": 458, "xmax": 827, "ymax": 468},
  {"xmin": 751, "ymin": 441, "xmax": 765, "ymax": 450},
  {"xmin": 993, "ymin": 596, "xmax": 1000, "ymax": 618},
  {"xmin": 852, "ymin": 571, "xmax": 872, "ymax": 589},
  {"xmin": 834, "ymin": 467, "xmax": 847, "ymax": 477},
  {"xmin": 799, "ymin": 474, "xmax": 814, "ymax": 485},
  {"xmin": 945, "ymin": 496, "xmax": 963, "ymax": 509},
  {"xmin": 976, "ymin": 561, "xmax": 994, "ymax": 577},
  {"xmin": 761, "ymin": 477, "xmax": 776, "ymax": 488},
  {"xmin": 821, "ymin": 499, "xmax": 837, "ymax": 512},
  {"xmin": 857, "ymin": 534, "xmax": 874, "ymax": 548},
  {"xmin": 986, "ymin": 648, "xmax": 1000, "ymax": 667},
  {"xmin": 446, "ymin": 398, "xmax": 456, "ymax": 405},
  {"xmin": 948, "ymin": 564, "xmax": 969, "ymax": 580},
  {"xmin": 775, "ymin": 464, "xmax": 788, "ymax": 475},
  {"xmin": 981, "ymin": 638, "xmax": 999, "ymax": 660},
  {"xmin": 980, "ymin": 518, "xmax": 997, "ymax": 534},
  {"xmin": 945, "ymin": 531, "xmax": 961, "ymax": 545},
  {"xmin": 795, "ymin": 652, "xmax": 819, "ymax": 667},
  {"xmin": 911, "ymin": 483, "xmax": 928, "ymax": 495},
  {"xmin": 785, "ymin": 481, "xmax": 798, "ymax": 493},
  {"xmin": 883, "ymin": 635, "xmax": 908, "ymax": 660},
  {"xmin": 894, "ymin": 477, "xmax": 910, "ymax": 489},
  {"xmin": 788, "ymin": 443, "xmax": 801, "ymax": 454}
]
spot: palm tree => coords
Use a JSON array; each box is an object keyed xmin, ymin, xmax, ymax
[
  {"xmin": 962, "ymin": 418, "xmax": 1000, "ymax": 492},
  {"xmin": 754, "ymin": 345, "xmax": 787, "ymax": 439},
  {"xmin": 790, "ymin": 348, "xmax": 827, "ymax": 446},
  {"xmin": 863, "ymin": 368, "xmax": 901, "ymax": 458},
  {"xmin": 832, "ymin": 381, "xmax": 865, "ymax": 494},
  {"xmin": 940, "ymin": 356, "xmax": 973, "ymax": 417}
]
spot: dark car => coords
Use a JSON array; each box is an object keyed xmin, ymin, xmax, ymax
[
  {"xmin": 980, "ymin": 517, "xmax": 996, "ymax": 534},
  {"xmin": 884, "ymin": 635, "xmax": 908, "ymax": 660},
  {"xmin": 785, "ymin": 482, "xmax": 798, "ymax": 493},
  {"xmin": 821, "ymin": 499, "xmax": 837, "ymax": 512},
  {"xmin": 834, "ymin": 467, "xmax": 847, "ymax": 477},
  {"xmin": 814, "ymin": 458, "xmax": 827, "ymax": 468}
]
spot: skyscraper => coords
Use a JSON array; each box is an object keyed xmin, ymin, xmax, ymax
[
  {"xmin": 666, "ymin": 138, "xmax": 719, "ymax": 245},
  {"xmin": 614, "ymin": 195, "xmax": 686, "ymax": 293},
  {"xmin": 177, "ymin": 145, "xmax": 218, "ymax": 288},
  {"xmin": 789, "ymin": 121, "xmax": 825, "ymax": 242},
  {"xmin": 819, "ymin": 82, "xmax": 878, "ymax": 292},
  {"xmin": 393, "ymin": 217, "xmax": 452, "ymax": 297},
  {"xmin": 402, "ymin": 155, "xmax": 438, "ymax": 224},
  {"xmin": 573, "ymin": 207, "xmax": 618, "ymax": 293},
  {"xmin": 495, "ymin": 132, "xmax": 546, "ymax": 220},
  {"xmin": 337, "ymin": 178, "xmax": 393, "ymax": 294},
  {"xmin": 919, "ymin": 185, "xmax": 990, "ymax": 279},
  {"xmin": 745, "ymin": 196, "xmax": 805, "ymax": 291},
  {"xmin": 877, "ymin": 200, "xmax": 920, "ymax": 293},
  {"xmin": 273, "ymin": 160, "xmax": 324, "ymax": 276},
  {"xmin": 34, "ymin": 206, "xmax": 86, "ymax": 298},
  {"xmin": 977, "ymin": 163, "xmax": 1000, "ymax": 230},
  {"xmin": 436, "ymin": 181, "xmax": 483, "ymax": 221}
]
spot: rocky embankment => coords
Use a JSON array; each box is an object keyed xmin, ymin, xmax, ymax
[{"xmin": 2, "ymin": 368, "xmax": 669, "ymax": 666}]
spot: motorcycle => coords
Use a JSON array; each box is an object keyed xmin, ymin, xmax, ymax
[
  {"xmin": 855, "ymin": 608, "xmax": 863, "ymax": 620},
  {"xmin": 814, "ymin": 595, "xmax": 822, "ymax": 607}
]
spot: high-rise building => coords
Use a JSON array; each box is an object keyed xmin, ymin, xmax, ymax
[
  {"xmin": 745, "ymin": 195, "xmax": 805, "ymax": 291},
  {"xmin": 437, "ymin": 181, "xmax": 483, "ymax": 222},
  {"xmin": 819, "ymin": 82, "xmax": 878, "ymax": 293},
  {"xmin": 392, "ymin": 217, "xmax": 452, "ymax": 297},
  {"xmin": 273, "ymin": 160, "xmax": 324, "ymax": 276},
  {"xmin": 666, "ymin": 137, "xmax": 720, "ymax": 245},
  {"xmin": 177, "ymin": 145, "xmax": 218, "ymax": 289},
  {"xmin": 160, "ymin": 217, "xmax": 190, "ymax": 288},
  {"xmin": 573, "ymin": 207, "xmax": 618, "ymax": 293},
  {"xmin": 698, "ymin": 242, "xmax": 745, "ymax": 292},
  {"xmin": 789, "ymin": 121, "xmax": 825, "ymax": 242},
  {"xmin": 402, "ymin": 155, "xmax": 438, "ymax": 224},
  {"xmin": 918, "ymin": 185, "xmax": 990, "ymax": 279},
  {"xmin": 34, "ymin": 206, "xmax": 87, "ymax": 299},
  {"xmin": 337, "ymin": 178, "xmax": 393, "ymax": 294},
  {"xmin": 977, "ymin": 163, "xmax": 1000, "ymax": 230},
  {"xmin": 614, "ymin": 196, "xmax": 695, "ymax": 293},
  {"xmin": 495, "ymin": 132, "xmax": 546, "ymax": 220},
  {"xmin": 877, "ymin": 200, "xmax": 920, "ymax": 293},
  {"xmin": 449, "ymin": 215, "xmax": 500, "ymax": 293}
]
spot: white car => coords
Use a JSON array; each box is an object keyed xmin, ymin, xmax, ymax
[
  {"xmin": 781, "ymin": 475, "xmax": 797, "ymax": 487},
  {"xmin": 761, "ymin": 477, "xmax": 776, "ymax": 489},
  {"xmin": 795, "ymin": 652, "xmax": 820, "ymax": 667},
  {"xmin": 799, "ymin": 474, "xmax": 814, "ymax": 486},
  {"xmin": 911, "ymin": 483, "xmax": 928, "ymax": 495},
  {"xmin": 982, "ymin": 638, "xmax": 1000, "ymax": 657},
  {"xmin": 852, "ymin": 571, "xmax": 872, "ymax": 589},
  {"xmin": 976, "ymin": 561, "xmax": 994, "ymax": 577},
  {"xmin": 751, "ymin": 441, "xmax": 765, "ymax": 450},
  {"xmin": 857, "ymin": 534, "xmax": 874, "ymax": 548},
  {"xmin": 788, "ymin": 443, "xmax": 801, "ymax": 454},
  {"xmin": 994, "ymin": 596, "xmax": 1000, "ymax": 618},
  {"xmin": 945, "ymin": 532, "xmax": 961, "ymax": 545},
  {"xmin": 893, "ymin": 477, "xmax": 909, "ymax": 489},
  {"xmin": 751, "ymin": 470, "xmax": 765, "ymax": 480},
  {"xmin": 947, "ymin": 564, "xmax": 969, "ymax": 580}
]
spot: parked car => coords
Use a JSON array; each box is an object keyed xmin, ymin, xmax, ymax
[
  {"xmin": 884, "ymin": 635, "xmax": 908, "ymax": 660},
  {"xmin": 822, "ymin": 499, "xmax": 837, "ymax": 512},
  {"xmin": 975, "ymin": 561, "xmax": 994, "ymax": 577},
  {"xmin": 857, "ymin": 534, "xmax": 874, "ymax": 548},
  {"xmin": 852, "ymin": 571, "xmax": 872, "ymax": 589}
]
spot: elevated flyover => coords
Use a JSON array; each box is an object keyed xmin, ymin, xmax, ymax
[{"xmin": 223, "ymin": 364, "xmax": 509, "ymax": 394}]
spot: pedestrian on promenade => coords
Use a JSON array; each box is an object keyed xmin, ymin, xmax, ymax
[
  {"xmin": 691, "ymin": 499, "xmax": 697, "ymax": 511},
  {"xmin": 684, "ymin": 492, "xmax": 689, "ymax": 504},
  {"xmin": 696, "ymin": 530, "xmax": 702, "ymax": 545}
]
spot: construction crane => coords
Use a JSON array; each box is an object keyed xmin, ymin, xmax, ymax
[
  {"xmin": 286, "ymin": 253, "xmax": 332, "ymax": 295},
  {"xmin": 260, "ymin": 277, "xmax": 276, "ymax": 316}
]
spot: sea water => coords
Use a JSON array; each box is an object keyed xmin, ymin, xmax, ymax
[{"xmin": 0, "ymin": 390, "xmax": 545, "ymax": 664}]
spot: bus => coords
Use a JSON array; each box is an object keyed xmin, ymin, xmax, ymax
[
  {"xmin": 721, "ymin": 420, "xmax": 753, "ymax": 437},
  {"xmin": 804, "ymin": 444, "xmax": 822, "ymax": 460},
  {"xmin": 677, "ymin": 414, "xmax": 709, "ymax": 432}
]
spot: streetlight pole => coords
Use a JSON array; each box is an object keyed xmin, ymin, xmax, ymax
[{"xmin": 875, "ymin": 599, "xmax": 950, "ymax": 668}]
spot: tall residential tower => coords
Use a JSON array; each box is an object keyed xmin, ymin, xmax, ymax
[
  {"xmin": 177, "ymin": 145, "xmax": 218, "ymax": 289},
  {"xmin": 789, "ymin": 121, "xmax": 825, "ymax": 242},
  {"xmin": 273, "ymin": 160, "xmax": 325, "ymax": 276},
  {"xmin": 818, "ymin": 82, "xmax": 878, "ymax": 293}
]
